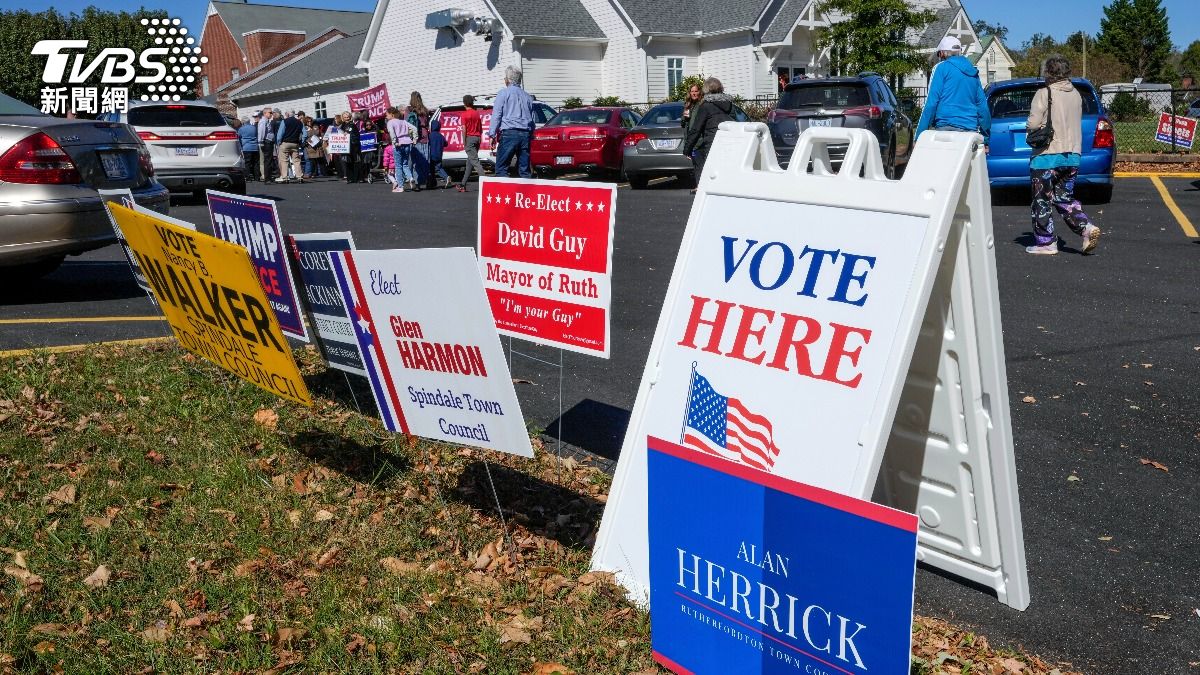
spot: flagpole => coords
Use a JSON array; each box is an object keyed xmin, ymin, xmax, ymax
[{"xmin": 679, "ymin": 361, "xmax": 698, "ymax": 445}]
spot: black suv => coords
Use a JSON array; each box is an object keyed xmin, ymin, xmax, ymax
[{"xmin": 767, "ymin": 73, "xmax": 914, "ymax": 178}]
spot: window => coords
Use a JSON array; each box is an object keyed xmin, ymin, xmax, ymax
[
  {"xmin": 987, "ymin": 71, "xmax": 996, "ymax": 85},
  {"xmin": 128, "ymin": 104, "xmax": 227, "ymax": 127},
  {"xmin": 535, "ymin": 104, "xmax": 554, "ymax": 124},
  {"xmin": 547, "ymin": 109, "xmax": 613, "ymax": 125},
  {"xmin": 778, "ymin": 83, "xmax": 869, "ymax": 110},
  {"xmin": 666, "ymin": 57, "xmax": 684, "ymax": 93},
  {"xmin": 988, "ymin": 85, "xmax": 1099, "ymax": 118},
  {"xmin": 200, "ymin": 76, "xmax": 210, "ymax": 97},
  {"xmin": 231, "ymin": 68, "xmax": 240, "ymax": 79},
  {"xmin": 314, "ymin": 100, "xmax": 327, "ymax": 118},
  {"xmin": 620, "ymin": 110, "xmax": 639, "ymax": 128}
]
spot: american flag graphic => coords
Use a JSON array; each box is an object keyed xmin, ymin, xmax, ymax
[{"xmin": 682, "ymin": 369, "xmax": 781, "ymax": 471}]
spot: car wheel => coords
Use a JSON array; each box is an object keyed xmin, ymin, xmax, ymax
[
  {"xmin": 0, "ymin": 255, "xmax": 64, "ymax": 280},
  {"xmin": 884, "ymin": 140, "xmax": 898, "ymax": 180},
  {"xmin": 627, "ymin": 173, "xmax": 650, "ymax": 190}
]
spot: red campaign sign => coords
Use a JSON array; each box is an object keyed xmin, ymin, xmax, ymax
[
  {"xmin": 439, "ymin": 110, "xmax": 494, "ymax": 153},
  {"xmin": 477, "ymin": 177, "xmax": 616, "ymax": 357},
  {"xmin": 1155, "ymin": 112, "xmax": 1196, "ymax": 149},
  {"xmin": 346, "ymin": 84, "xmax": 391, "ymax": 119}
]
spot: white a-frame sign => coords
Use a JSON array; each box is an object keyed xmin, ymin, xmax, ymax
[{"xmin": 592, "ymin": 125, "xmax": 1030, "ymax": 611}]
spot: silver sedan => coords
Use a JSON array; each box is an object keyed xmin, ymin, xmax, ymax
[
  {"xmin": 621, "ymin": 101, "xmax": 748, "ymax": 189},
  {"xmin": 0, "ymin": 92, "xmax": 169, "ymax": 277}
]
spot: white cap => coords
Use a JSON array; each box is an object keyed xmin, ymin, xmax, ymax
[{"xmin": 937, "ymin": 36, "xmax": 962, "ymax": 53}]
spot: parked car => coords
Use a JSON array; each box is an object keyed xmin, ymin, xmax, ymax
[
  {"xmin": 433, "ymin": 96, "xmax": 557, "ymax": 176},
  {"xmin": 0, "ymin": 91, "xmax": 169, "ymax": 278},
  {"xmin": 621, "ymin": 101, "xmax": 749, "ymax": 189},
  {"xmin": 1187, "ymin": 98, "xmax": 1200, "ymax": 119},
  {"xmin": 984, "ymin": 78, "xmax": 1114, "ymax": 203},
  {"xmin": 99, "ymin": 100, "xmax": 246, "ymax": 196},
  {"xmin": 532, "ymin": 107, "xmax": 641, "ymax": 178},
  {"xmin": 767, "ymin": 73, "xmax": 914, "ymax": 178}
]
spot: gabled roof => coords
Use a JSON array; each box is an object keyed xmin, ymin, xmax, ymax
[
  {"xmin": 915, "ymin": 6, "xmax": 960, "ymax": 49},
  {"xmin": 489, "ymin": 0, "xmax": 604, "ymax": 39},
  {"xmin": 615, "ymin": 0, "xmax": 770, "ymax": 36},
  {"xmin": 217, "ymin": 27, "xmax": 347, "ymax": 95},
  {"xmin": 761, "ymin": 0, "xmax": 810, "ymax": 44},
  {"xmin": 231, "ymin": 31, "xmax": 368, "ymax": 99},
  {"xmin": 212, "ymin": 0, "xmax": 371, "ymax": 52}
]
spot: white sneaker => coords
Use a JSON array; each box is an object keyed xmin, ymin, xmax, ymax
[
  {"xmin": 1080, "ymin": 224, "xmax": 1101, "ymax": 254},
  {"xmin": 275, "ymin": 177, "xmax": 286, "ymax": 183},
  {"xmin": 1025, "ymin": 243, "xmax": 1059, "ymax": 255}
]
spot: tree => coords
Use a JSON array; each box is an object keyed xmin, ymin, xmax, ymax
[
  {"xmin": 0, "ymin": 7, "xmax": 170, "ymax": 110},
  {"xmin": 1179, "ymin": 40, "xmax": 1200, "ymax": 80},
  {"xmin": 1095, "ymin": 0, "xmax": 1172, "ymax": 82},
  {"xmin": 1013, "ymin": 34, "xmax": 1128, "ymax": 86},
  {"xmin": 972, "ymin": 20, "xmax": 1009, "ymax": 41},
  {"xmin": 816, "ymin": 0, "xmax": 935, "ymax": 80}
]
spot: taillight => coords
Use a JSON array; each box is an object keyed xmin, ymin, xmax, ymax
[
  {"xmin": 767, "ymin": 108, "xmax": 797, "ymax": 123},
  {"xmin": 138, "ymin": 147, "xmax": 155, "ymax": 177},
  {"xmin": 533, "ymin": 129, "xmax": 560, "ymax": 141},
  {"xmin": 568, "ymin": 128, "xmax": 605, "ymax": 140},
  {"xmin": 1094, "ymin": 118, "xmax": 1114, "ymax": 149},
  {"xmin": 844, "ymin": 105, "xmax": 883, "ymax": 120},
  {"xmin": 0, "ymin": 132, "xmax": 82, "ymax": 184},
  {"xmin": 623, "ymin": 132, "xmax": 647, "ymax": 147},
  {"xmin": 137, "ymin": 130, "xmax": 162, "ymax": 141},
  {"xmin": 205, "ymin": 130, "xmax": 238, "ymax": 140}
]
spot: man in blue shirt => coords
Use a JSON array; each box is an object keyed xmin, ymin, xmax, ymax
[
  {"xmin": 488, "ymin": 65, "xmax": 535, "ymax": 178},
  {"xmin": 915, "ymin": 37, "xmax": 991, "ymax": 147}
]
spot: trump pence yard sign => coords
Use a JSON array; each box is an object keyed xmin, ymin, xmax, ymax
[
  {"xmin": 109, "ymin": 203, "xmax": 311, "ymax": 406},
  {"xmin": 328, "ymin": 247, "xmax": 533, "ymax": 458},
  {"xmin": 478, "ymin": 177, "xmax": 616, "ymax": 357}
]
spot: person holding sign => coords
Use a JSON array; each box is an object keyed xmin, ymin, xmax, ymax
[{"xmin": 1024, "ymin": 56, "xmax": 1101, "ymax": 256}]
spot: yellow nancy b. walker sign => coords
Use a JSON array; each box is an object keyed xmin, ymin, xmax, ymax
[{"xmin": 109, "ymin": 203, "xmax": 311, "ymax": 406}]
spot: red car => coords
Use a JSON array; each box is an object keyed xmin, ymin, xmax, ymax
[{"xmin": 532, "ymin": 106, "xmax": 642, "ymax": 178}]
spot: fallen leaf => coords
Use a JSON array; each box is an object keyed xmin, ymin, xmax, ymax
[
  {"xmin": 276, "ymin": 627, "xmax": 307, "ymax": 645},
  {"xmin": 313, "ymin": 509, "xmax": 335, "ymax": 522},
  {"xmin": 1021, "ymin": 396, "xmax": 1037, "ymax": 404},
  {"xmin": 316, "ymin": 546, "xmax": 341, "ymax": 569},
  {"xmin": 380, "ymin": 557, "xmax": 422, "ymax": 575},
  {"xmin": 44, "ymin": 484, "xmax": 76, "ymax": 505},
  {"xmin": 1139, "ymin": 458, "xmax": 1169, "ymax": 472},
  {"xmin": 29, "ymin": 624, "xmax": 72, "ymax": 638},
  {"xmin": 83, "ymin": 564, "xmax": 111, "ymax": 589},
  {"xmin": 345, "ymin": 633, "xmax": 366, "ymax": 653},
  {"xmin": 234, "ymin": 559, "xmax": 263, "ymax": 577},
  {"xmin": 253, "ymin": 408, "xmax": 279, "ymax": 429},
  {"xmin": 530, "ymin": 663, "xmax": 575, "ymax": 675},
  {"xmin": 32, "ymin": 641, "xmax": 54, "ymax": 654},
  {"xmin": 1098, "ymin": 536, "xmax": 1113, "ymax": 542},
  {"xmin": 82, "ymin": 515, "xmax": 113, "ymax": 532},
  {"xmin": 237, "ymin": 613, "xmax": 256, "ymax": 632},
  {"xmin": 1067, "ymin": 475, "xmax": 1081, "ymax": 482},
  {"xmin": 999, "ymin": 657, "xmax": 1026, "ymax": 673},
  {"xmin": 1148, "ymin": 613, "xmax": 1171, "ymax": 620},
  {"xmin": 5, "ymin": 565, "xmax": 44, "ymax": 593},
  {"xmin": 140, "ymin": 624, "xmax": 170, "ymax": 643},
  {"xmin": 164, "ymin": 599, "xmax": 185, "ymax": 618}
]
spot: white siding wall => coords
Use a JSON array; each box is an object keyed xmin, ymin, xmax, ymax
[
  {"xmin": 233, "ymin": 78, "xmax": 369, "ymax": 120},
  {"xmin": 698, "ymin": 32, "xmax": 754, "ymax": 98},
  {"xmin": 752, "ymin": 46, "xmax": 778, "ymax": 98},
  {"xmin": 521, "ymin": 42, "xmax": 604, "ymax": 107},
  {"xmin": 366, "ymin": 0, "xmax": 517, "ymax": 110},
  {"xmin": 576, "ymin": 0, "xmax": 644, "ymax": 102},
  {"xmin": 644, "ymin": 39, "xmax": 700, "ymax": 102}
]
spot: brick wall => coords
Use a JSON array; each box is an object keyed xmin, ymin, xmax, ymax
[
  {"xmin": 198, "ymin": 13, "xmax": 245, "ymax": 97},
  {"xmin": 244, "ymin": 31, "xmax": 307, "ymax": 71}
]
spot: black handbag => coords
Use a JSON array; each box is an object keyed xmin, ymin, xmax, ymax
[{"xmin": 1026, "ymin": 86, "xmax": 1055, "ymax": 149}]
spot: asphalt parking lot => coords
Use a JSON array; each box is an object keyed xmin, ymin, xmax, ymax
[{"xmin": 2, "ymin": 172, "xmax": 1199, "ymax": 672}]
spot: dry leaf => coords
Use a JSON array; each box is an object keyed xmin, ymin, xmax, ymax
[
  {"xmin": 1066, "ymin": 475, "xmax": 1081, "ymax": 482},
  {"xmin": 1139, "ymin": 458, "xmax": 1169, "ymax": 472},
  {"xmin": 45, "ymin": 484, "xmax": 76, "ymax": 505},
  {"xmin": 164, "ymin": 600, "xmax": 185, "ymax": 618},
  {"xmin": 83, "ymin": 564, "xmax": 111, "ymax": 589},
  {"xmin": 32, "ymin": 641, "xmax": 54, "ymax": 654},
  {"xmin": 345, "ymin": 633, "xmax": 366, "ymax": 653},
  {"xmin": 276, "ymin": 627, "xmax": 306, "ymax": 645},
  {"xmin": 236, "ymin": 614, "xmax": 256, "ymax": 632},
  {"xmin": 313, "ymin": 509, "xmax": 335, "ymax": 522},
  {"xmin": 5, "ymin": 565, "xmax": 44, "ymax": 593},
  {"xmin": 82, "ymin": 515, "xmax": 112, "ymax": 532},
  {"xmin": 530, "ymin": 663, "xmax": 575, "ymax": 675},
  {"xmin": 253, "ymin": 408, "xmax": 279, "ymax": 429},
  {"xmin": 380, "ymin": 557, "xmax": 422, "ymax": 575},
  {"xmin": 234, "ymin": 559, "xmax": 263, "ymax": 577},
  {"xmin": 29, "ymin": 624, "xmax": 72, "ymax": 638},
  {"xmin": 140, "ymin": 625, "xmax": 170, "ymax": 643},
  {"xmin": 316, "ymin": 546, "xmax": 341, "ymax": 569},
  {"xmin": 999, "ymin": 657, "xmax": 1026, "ymax": 673},
  {"xmin": 1148, "ymin": 613, "xmax": 1171, "ymax": 620},
  {"xmin": 1021, "ymin": 396, "xmax": 1036, "ymax": 404}
]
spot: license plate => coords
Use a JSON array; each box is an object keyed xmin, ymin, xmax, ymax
[
  {"xmin": 99, "ymin": 152, "xmax": 129, "ymax": 179},
  {"xmin": 555, "ymin": 156, "xmax": 573, "ymax": 165},
  {"xmin": 174, "ymin": 146, "xmax": 199, "ymax": 156},
  {"xmin": 810, "ymin": 118, "xmax": 832, "ymax": 127},
  {"xmin": 652, "ymin": 138, "xmax": 680, "ymax": 151}
]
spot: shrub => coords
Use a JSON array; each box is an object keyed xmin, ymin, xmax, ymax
[
  {"xmin": 669, "ymin": 74, "xmax": 707, "ymax": 102},
  {"xmin": 591, "ymin": 95, "xmax": 629, "ymax": 106},
  {"xmin": 1107, "ymin": 92, "xmax": 1154, "ymax": 122},
  {"xmin": 561, "ymin": 96, "xmax": 583, "ymax": 109}
]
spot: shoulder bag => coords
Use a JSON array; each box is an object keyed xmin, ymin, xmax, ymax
[{"xmin": 1026, "ymin": 86, "xmax": 1055, "ymax": 149}]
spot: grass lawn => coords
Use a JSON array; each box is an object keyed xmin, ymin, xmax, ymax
[
  {"xmin": 0, "ymin": 343, "xmax": 1080, "ymax": 674},
  {"xmin": 1113, "ymin": 120, "xmax": 1199, "ymax": 154}
]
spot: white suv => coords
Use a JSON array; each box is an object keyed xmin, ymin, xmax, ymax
[
  {"xmin": 433, "ymin": 96, "xmax": 556, "ymax": 176},
  {"xmin": 100, "ymin": 100, "xmax": 246, "ymax": 196}
]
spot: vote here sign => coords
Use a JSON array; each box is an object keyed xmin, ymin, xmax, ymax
[
  {"xmin": 648, "ymin": 436, "xmax": 917, "ymax": 675},
  {"xmin": 477, "ymin": 177, "xmax": 616, "ymax": 357},
  {"xmin": 327, "ymin": 247, "xmax": 534, "ymax": 458},
  {"xmin": 207, "ymin": 191, "xmax": 309, "ymax": 342},
  {"xmin": 109, "ymin": 203, "xmax": 311, "ymax": 406}
]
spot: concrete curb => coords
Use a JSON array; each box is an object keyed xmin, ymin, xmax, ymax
[{"xmin": 1116, "ymin": 153, "xmax": 1198, "ymax": 163}]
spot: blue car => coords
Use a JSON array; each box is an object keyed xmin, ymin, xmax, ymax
[{"xmin": 984, "ymin": 78, "xmax": 1115, "ymax": 202}]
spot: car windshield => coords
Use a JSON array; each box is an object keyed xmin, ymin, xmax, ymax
[
  {"xmin": 642, "ymin": 104, "xmax": 683, "ymax": 125},
  {"xmin": 129, "ymin": 105, "xmax": 227, "ymax": 127},
  {"xmin": 0, "ymin": 91, "xmax": 45, "ymax": 116},
  {"xmin": 778, "ymin": 84, "xmax": 869, "ymax": 110},
  {"xmin": 548, "ymin": 110, "xmax": 613, "ymax": 125},
  {"xmin": 989, "ymin": 85, "xmax": 1100, "ymax": 118}
]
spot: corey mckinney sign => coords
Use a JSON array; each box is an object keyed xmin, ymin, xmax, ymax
[{"xmin": 328, "ymin": 247, "xmax": 533, "ymax": 457}]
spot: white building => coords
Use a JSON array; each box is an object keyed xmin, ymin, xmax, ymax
[
  {"xmin": 967, "ymin": 35, "xmax": 1015, "ymax": 87},
  {"xmin": 356, "ymin": 0, "xmax": 981, "ymax": 109}
]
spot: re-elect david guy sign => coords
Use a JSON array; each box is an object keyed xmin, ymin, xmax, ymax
[
  {"xmin": 109, "ymin": 203, "xmax": 311, "ymax": 406},
  {"xmin": 207, "ymin": 190, "xmax": 309, "ymax": 342},
  {"xmin": 478, "ymin": 177, "xmax": 615, "ymax": 357},
  {"xmin": 328, "ymin": 247, "xmax": 534, "ymax": 457},
  {"xmin": 649, "ymin": 437, "xmax": 917, "ymax": 675},
  {"xmin": 288, "ymin": 233, "xmax": 364, "ymax": 375}
]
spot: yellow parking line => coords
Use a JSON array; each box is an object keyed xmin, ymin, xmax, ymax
[
  {"xmin": 1149, "ymin": 176, "xmax": 1199, "ymax": 238},
  {"xmin": 1115, "ymin": 172, "xmax": 1200, "ymax": 178},
  {"xmin": 0, "ymin": 337, "xmax": 173, "ymax": 359},
  {"xmin": 0, "ymin": 316, "xmax": 164, "ymax": 325}
]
